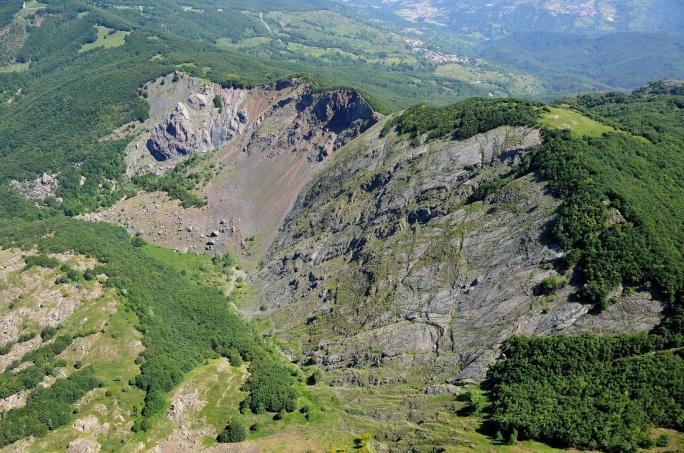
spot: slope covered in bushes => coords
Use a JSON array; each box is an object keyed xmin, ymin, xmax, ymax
[
  {"xmin": 0, "ymin": 199, "xmax": 299, "ymax": 443},
  {"xmin": 383, "ymin": 97, "xmax": 541, "ymax": 142},
  {"xmin": 477, "ymin": 90, "xmax": 684, "ymax": 451}
]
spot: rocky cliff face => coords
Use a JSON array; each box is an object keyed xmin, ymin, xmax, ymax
[
  {"xmin": 100, "ymin": 73, "xmax": 663, "ymax": 388},
  {"xmin": 137, "ymin": 74, "xmax": 377, "ymax": 165},
  {"xmin": 93, "ymin": 75, "xmax": 378, "ymax": 264},
  {"xmin": 146, "ymin": 81, "xmax": 247, "ymax": 160},
  {"xmin": 241, "ymin": 86, "xmax": 377, "ymax": 163},
  {"xmin": 255, "ymin": 120, "xmax": 664, "ymax": 385},
  {"xmin": 633, "ymin": 79, "xmax": 684, "ymax": 96}
]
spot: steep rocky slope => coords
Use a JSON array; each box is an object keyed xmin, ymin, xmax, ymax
[
  {"xmin": 255, "ymin": 118, "xmax": 664, "ymax": 384},
  {"xmin": 90, "ymin": 75, "xmax": 377, "ymax": 262},
  {"xmin": 94, "ymin": 75, "xmax": 664, "ymax": 386}
]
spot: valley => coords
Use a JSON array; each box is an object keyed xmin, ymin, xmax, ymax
[{"xmin": 0, "ymin": 1, "xmax": 682, "ymax": 452}]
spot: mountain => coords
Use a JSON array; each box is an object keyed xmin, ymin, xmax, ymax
[
  {"xmin": 479, "ymin": 31, "xmax": 684, "ymax": 93},
  {"xmin": 345, "ymin": 0, "xmax": 684, "ymax": 36},
  {"xmin": 0, "ymin": 0, "xmax": 682, "ymax": 452},
  {"xmin": 334, "ymin": 0, "xmax": 684, "ymax": 92}
]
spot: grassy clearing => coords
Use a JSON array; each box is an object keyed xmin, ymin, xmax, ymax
[
  {"xmin": 4, "ymin": 269, "xmax": 146, "ymax": 452},
  {"xmin": 540, "ymin": 106, "xmax": 614, "ymax": 138},
  {"xmin": 141, "ymin": 243, "xmax": 235, "ymax": 293},
  {"xmin": 321, "ymin": 384, "xmax": 562, "ymax": 452},
  {"xmin": 436, "ymin": 63, "xmax": 506, "ymax": 84},
  {"xmin": 131, "ymin": 358, "xmax": 247, "ymax": 449},
  {"xmin": 12, "ymin": 0, "xmax": 45, "ymax": 26},
  {"xmin": 217, "ymin": 36, "xmax": 271, "ymax": 49},
  {"xmin": 0, "ymin": 62, "xmax": 29, "ymax": 73},
  {"xmin": 79, "ymin": 25, "xmax": 130, "ymax": 53},
  {"xmin": 435, "ymin": 64, "xmax": 544, "ymax": 96},
  {"xmin": 136, "ymin": 358, "xmax": 358, "ymax": 451}
]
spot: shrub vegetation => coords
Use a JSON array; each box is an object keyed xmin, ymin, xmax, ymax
[
  {"xmin": 0, "ymin": 201, "xmax": 299, "ymax": 441},
  {"xmin": 217, "ymin": 419, "xmax": 247, "ymax": 443}
]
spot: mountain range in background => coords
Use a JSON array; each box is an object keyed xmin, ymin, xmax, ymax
[{"xmin": 0, "ymin": 1, "xmax": 682, "ymax": 451}]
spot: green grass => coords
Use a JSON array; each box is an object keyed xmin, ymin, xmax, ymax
[
  {"xmin": 141, "ymin": 243, "xmax": 234, "ymax": 292},
  {"xmin": 79, "ymin": 25, "xmax": 130, "ymax": 53},
  {"xmin": 326, "ymin": 383, "xmax": 564, "ymax": 452},
  {"xmin": 137, "ymin": 357, "xmax": 360, "ymax": 451},
  {"xmin": 0, "ymin": 255, "xmax": 146, "ymax": 451},
  {"xmin": 141, "ymin": 244, "xmax": 214, "ymax": 279},
  {"xmin": 29, "ymin": 298, "xmax": 146, "ymax": 452},
  {"xmin": 132, "ymin": 358, "xmax": 247, "ymax": 448},
  {"xmin": 540, "ymin": 106, "xmax": 615, "ymax": 138},
  {"xmin": 12, "ymin": 0, "xmax": 45, "ymax": 27},
  {"xmin": 0, "ymin": 62, "xmax": 29, "ymax": 73}
]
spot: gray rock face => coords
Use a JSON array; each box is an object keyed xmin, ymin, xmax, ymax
[
  {"xmin": 633, "ymin": 79, "xmax": 684, "ymax": 96},
  {"xmin": 146, "ymin": 85, "xmax": 247, "ymax": 160},
  {"xmin": 142, "ymin": 76, "xmax": 377, "ymax": 166},
  {"xmin": 10, "ymin": 172, "xmax": 60, "ymax": 200},
  {"xmin": 256, "ymin": 122, "xmax": 664, "ymax": 384},
  {"xmin": 245, "ymin": 87, "xmax": 378, "ymax": 163}
]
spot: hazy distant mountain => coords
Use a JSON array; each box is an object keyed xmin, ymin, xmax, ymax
[{"xmin": 341, "ymin": 0, "xmax": 684, "ymax": 36}]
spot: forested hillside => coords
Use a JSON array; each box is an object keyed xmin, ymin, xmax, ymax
[
  {"xmin": 476, "ymin": 90, "xmax": 683, "ymax": 451},
  {"xmin": 480, "ymin": 32, "xmax": 684, "ymax": 93},
  {"xmin": 0, "ymin": 0, "xmax": 682, "ymax": 451}
]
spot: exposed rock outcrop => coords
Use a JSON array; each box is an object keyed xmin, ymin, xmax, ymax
[
  {"xmin": 96, "ymin": 74, "xmax": 664, "ymax": 388},
  {"xmin": 10, "ymin": 172, "xmax": 60, "ymax": 200},
  {"xmin": 256, "ymin": 120, "xmax": 664, "ymax": 384},
  {"xmin": 93, "ymin": 76, "xmax": 378, "ymax": 261},
  {"xmin": 139, "ymin": 74, "xmax": 376, "ymax": 164},
  {"xmin": 66, "ymin": 438, "xmax": 101, "ymax": 453},
  {"xmin": 243, "ymin": 86, "xmax": 377, "ymax": 162},
  {"xmin": 146, "ymin": 85, "xmax": 247, "ymax": 160},
  {"xmin": 0, "ymin": 24, "xmax": 28, "ymax": 66},
  {"xmin": 633, "ymin": 79, "xmax": 684, "ymax": 96}
]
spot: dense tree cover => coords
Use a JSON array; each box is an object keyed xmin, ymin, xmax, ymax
[
  {"xmin": 527, "ymin": 94, "xmax": 684, "ymax": 305},
  {"xmin": 564, "ymin": 91, "xmax": 684, "ymax": 145},
  {"xmin": 84, "ymin": 1, "xmax": 684, "ymax": 101},
  {"xmin": 486, "ymin": 91, "xmax": 684, "ymax": 451},
  {"xmin": 529, "ymin": 132, "xmax": 682, "ymax": 304},
  {"xmin": 240, "ymin": 358, "xmax": 298, "ymax": 414},
  {"xmin": 385, "ymin": 98, "xmax": 540, "ymax": 142},
  {"xmin": 0, "ymin": 368, "xmax": 100, "ymax": 447},
  {"xmin": 0, "ymin": 0, "xmax": 22, "ymax": 27},
  {"xmin": 480, "ymin": 31, "xmax": 684, "ymax": 93},
  {"xmin": 82, "ymin": 0, "xmax": 268, "ymax": 43},
  {"xmin": 488, "ymin": 327, "xmax": 684, "ymax": 451},
  {"xmin": 24, "ymin": 254, "xmax": 61, "ymax": 270},
  {"xmin": 102, "ymin": 1, "xmax": 490, "ymax": 107}
]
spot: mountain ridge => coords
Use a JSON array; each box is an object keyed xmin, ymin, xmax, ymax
[{"xmin": 0, "ymin": 1, "xmax": 681, "ymax": 450}]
